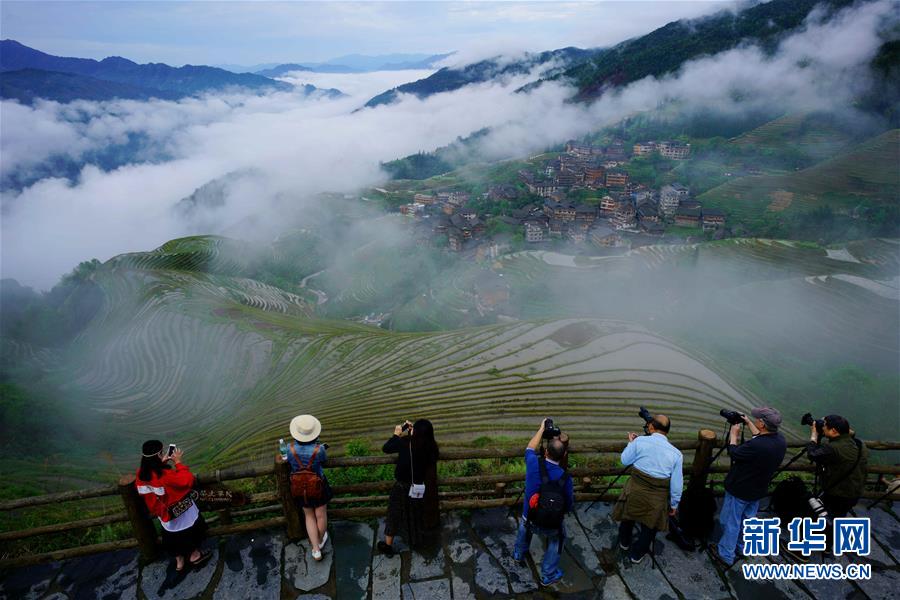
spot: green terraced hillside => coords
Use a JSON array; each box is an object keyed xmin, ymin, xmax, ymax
[
  {"xmin": 5, "ymin": 236, "xmax": 898, "ymax": 487},
  {"xmin": 4, "ymin": 238, "xmax": 771, "ymax": 479},
  {"xmin": 699, "ymin": 130, "xmax": 900, "ymax": 225}
]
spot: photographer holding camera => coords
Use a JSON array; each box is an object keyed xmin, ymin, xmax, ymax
[
  {"xmin": 612, "ymin": 412, "xmax": 683, "ymax": 564},
  {"xmin": 710, "ymin": 407, "xmax": 786, "ymax": 568},
  {"xmin": 806, "ymin": 414, "xmax": 868, "ymax": 520},
  {"xmin": 512, "ymin": 418, "xmax": 574, "ymax": 587}
]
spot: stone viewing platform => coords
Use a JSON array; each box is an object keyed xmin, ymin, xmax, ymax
[{"xmin": 2, "ymin": 501, "xmax": 899, "ymax": 599}]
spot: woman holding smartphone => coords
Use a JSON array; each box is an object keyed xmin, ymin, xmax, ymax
[
  {"xmin": 135, "ymin": 440, "xmax": 211, "ymax": 571},
  {"xmin": 377, "ymin": 419, "xmax": 439, "ymax": 556}
]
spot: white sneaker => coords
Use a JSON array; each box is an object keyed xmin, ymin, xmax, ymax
[
  {"xmin": 312, "ymin": 547, "xmax": 322, "ymax": 561},
  {"xmin": 320, "ymin": 532, "xmax": 329, "ymax": 548}
]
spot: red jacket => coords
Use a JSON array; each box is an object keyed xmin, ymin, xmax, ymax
[{"xmin": 135, "ymin": 463, "xmax": 195, "ymax": 522}]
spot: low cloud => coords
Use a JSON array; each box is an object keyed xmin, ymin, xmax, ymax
[{"xmin": 1, "ymin": 0, "xmax": 895, "ymax": 289}]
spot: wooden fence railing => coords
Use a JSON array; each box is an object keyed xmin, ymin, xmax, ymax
[{"xmin": 1, "ymin": 432, "xmax": 898, "ymax": 569}]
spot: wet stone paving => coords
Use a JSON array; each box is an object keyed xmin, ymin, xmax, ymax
[{"xmin": 2, "ymin": 502, "xmax": 899, "ymax": 599}]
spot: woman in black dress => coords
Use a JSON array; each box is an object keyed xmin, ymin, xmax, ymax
[{"xmin": 377, "ymin": 419, "xmax": 439, "ymax": 556}]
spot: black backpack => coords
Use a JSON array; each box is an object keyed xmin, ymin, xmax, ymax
[
  {"xmin": 769, "ymin": 476, "xmax": 813, "ymax": 524},
  {"xmin": 528, "ymin": 458, "xmax": 570, "ymax": 530},
  {"xmin": 678, "ymin": 484, "xmax": 717, "ymax": 544}
]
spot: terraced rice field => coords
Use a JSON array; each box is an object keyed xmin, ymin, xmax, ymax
[
  {"xmin": 13, "ymin": 236, "xmax": 899, "ymax": 475},
  {"xmin": 40, "ymin": 242, "xmax": 772, "ymax": 472},
  {"xmin": 699, "ymin": 130, "xmax": 900, "ymax": 224},
  {"xmin": 730, "ymin": 112, "xmax": 857, "ymax": 163}
]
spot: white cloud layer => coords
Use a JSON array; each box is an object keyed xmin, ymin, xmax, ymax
[{"xmin": 1, "ymin": 0, "xmax": 895, "ymax": 289}]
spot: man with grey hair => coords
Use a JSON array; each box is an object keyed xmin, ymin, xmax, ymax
[{"xmin": 710, "ymin": 407, "xmax": 786, "ymax": 568}]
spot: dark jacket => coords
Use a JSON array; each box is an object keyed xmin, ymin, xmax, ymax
[
  {"xmin": 724, "ymin": 432, "xmax": 787, "ymax": 501},
  {"xmin": 807, "ymin": 434, "xmax": 868, "ymax": 499}
]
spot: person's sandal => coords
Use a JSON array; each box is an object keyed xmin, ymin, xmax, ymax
[
  {"xmin": 189, "ymin": 550, "xmax": 212, "ymax": 568},
  {"xmin": 312, "ymin": 547, "xmax": 323, "ymax": 561}
]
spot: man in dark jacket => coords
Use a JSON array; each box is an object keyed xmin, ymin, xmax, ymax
[
  {"xmin": 806, "ymin": 414, "xmax": 868, "ymax": 519},
  {"xmin": 710, "ymin": 407, "xmax": 786, "ymax": 568},
  {"xmin": 512, "ymin": 419, "xmax": 574, "ymax": 587}
]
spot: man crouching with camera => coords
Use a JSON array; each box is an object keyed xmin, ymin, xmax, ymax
[
  {"xmin": 710, "ymin": 407, "xmax": 786, "ymax": 568},
  {"xmin": 806, "ymin": 414, "xmax": 868, "ymax": 520},
  {"xmin": 613, "ymin": 411, "xmax": 683, "ymax": 564},
  {"xmin": 512, "ymin": 418, "xmax": 574, "ymax": 587}
]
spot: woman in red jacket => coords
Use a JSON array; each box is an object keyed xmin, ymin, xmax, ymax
[{"xmin": 135, "ymin": 440, "xmax": 211, "ymax": 571}]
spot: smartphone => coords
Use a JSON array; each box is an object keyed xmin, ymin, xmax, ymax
[{"xmin": 167, "ymin": 443, "xmax": 177, "ymax": 458}]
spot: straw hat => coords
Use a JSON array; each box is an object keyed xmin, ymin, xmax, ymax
[{"xmin": 290, "ymin": 414, "xmax": 322, "ymax": 442}]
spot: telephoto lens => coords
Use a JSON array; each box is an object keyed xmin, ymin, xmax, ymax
[{"xmin": 808, "ymin": 496, "xmax": 828, "ymax": 519}]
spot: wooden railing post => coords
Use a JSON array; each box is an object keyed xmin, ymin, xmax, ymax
[
  {"xmin": 690, "ymin": 429, "xmax": 717, "ymax": 491},
  {"xmin": 118, "ymin": 474, "xmax": 159, "ymax": 562},
  {"xmin": 275, "ymin": 455, "xmax": 304, "ymax": 540}
]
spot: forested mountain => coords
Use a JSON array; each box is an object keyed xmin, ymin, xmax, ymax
[
  {"xmin": 363, "ymin": 47, "xmax": 596, "ymax": 108},
  {"xmin": 363, "ymin": 0, "xmax": 864, "ymax": 109},
  {"xmin": 0, "ymin": 40, "xmax": 293, "ymax": 102}
]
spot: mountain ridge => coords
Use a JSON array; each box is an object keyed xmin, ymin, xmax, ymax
[{"xmin": 0, "ymin": 39, "xmax": 297, "ymax": 102}]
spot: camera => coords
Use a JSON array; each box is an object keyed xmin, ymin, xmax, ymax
[
  {"xmin": 638, "ymin": 407, "xmax": 653, "ymax": 434},
  {"xmin": 801, "ymin": 413, "xmax": 824, "ymax": 435},
  {"xmin": 719, "ymin": 409, "xmax": 745, "ymax": 425},
  {"xmin": 401, "ymin": 422, "xmax": 412, "ymax": 433},
  {"xmin": 542, "ymin": 418, "xmax": 561, "ymax": 439}
]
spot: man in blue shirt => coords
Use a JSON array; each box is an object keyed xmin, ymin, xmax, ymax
[
  {"xmin": 512, "ymin": 419, "xmax": 575, "ymax": 587},
  {"xmin": 613, "ymin": 414, "xmax": 683, "ymax": 564}
]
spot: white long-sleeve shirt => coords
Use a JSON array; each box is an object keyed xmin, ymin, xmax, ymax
[{"xmin": 620, "ymin": 432, "xmax": 684, "ymax": 508}]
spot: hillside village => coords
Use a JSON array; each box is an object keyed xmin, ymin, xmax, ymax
[{"xmin": 394, "ymin": 139, "xmax": 727, "ymax": 256}]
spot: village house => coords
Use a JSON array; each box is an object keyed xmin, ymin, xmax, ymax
[
  {"xmin": 543, "ymin": 200, "xmax": 577, "ymax": 222},
  {"xmin": 658, "ymin": 141, "xmax": 691, "ymax": 160},
  {"xmin": 556, "ymin": 171, "xmax": 578, "ymax": 188},
  {"xmin": 565, "ymin": 140, "xmax": 600, "ymax": 159},
  {"xmin": 442, "ymin": 203, "xmax": 457, "ymax": 216},
  {"xmin": 414, "ymin": 193, "xmax": 436, "ymax": 205},
  {"xmin": 575, "ymin": 205, "xmax": 598, "ymax": 224},
  {"xmin": 612, "ymin": 198, "xmax": 637, "ymax": 230},
  {"xmin": 641, "ymin": 221, "xmax": 666, "ymax": 235},
  {"xmin": 583, "ymin": 165, "xmax": 606, "ymax": 188},
  {"xmin": 674, "ymin": 206, "xmax": 702, "ymax": 227},
  {"xmin": 659, "ymin": 183, "xmax": 690, "ymax": 218},
  {"xmin": 599, "ymin": 195, "xmax": 618, "ymax": 216},
  {"xmin": 488, "ymin": 184, "xmax": 519, "ymax": 202},
  {"xmin": 702, "ymin": 208, "xmax": 726, "ymax": 231},
  {"xmin": 633, "ymin": 141, "xmax": 657, "ymax": 157},
  {"xmin": 592, "ymin": 224, "xmax": 621, "ymax": 247},
  {"xmin": 680, "ymin": 199, "xmax": 702, "ymax": 211},
  {"xmin": 523, "ymin": 218, "xmax": 548, "ymax": 243},
  {"xmin": 604, "ymin": 141, "xmax": 627, "ymax": 161},
  {"xmin": 399, "ymin": 202, "xmax": 426, "ymax": 216},
  {"xmin": 437, "ymin": 192, "xmax": 451, "ymax": 203},
  {"xmin": 606, "ymin": 171, "xmax": 629, "ymax": 188},
  {"xmin": 450, "ymin": 214, "xmax": 474, "ymax": 238},
  {"xmin": 548, "ymin": 218, "xmax": 565, "ymax": 237},
  {"xmin": 448, "ymin": 191, "xmax": 470, "ymax": 206},
  {"xmin": 637, "ymin": 203, "xmax": 660, "ymax": 224}
]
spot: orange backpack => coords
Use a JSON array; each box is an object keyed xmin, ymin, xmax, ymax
[{"xmin": 289, "ymin": 443, "xmax": 324, "ymax": 502}]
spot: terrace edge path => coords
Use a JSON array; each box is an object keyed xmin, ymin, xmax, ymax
[{"xmin": 3, "ymin": 501, "xmax": 899, "ymax": 599}]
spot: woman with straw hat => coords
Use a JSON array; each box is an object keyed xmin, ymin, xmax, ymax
[{"xmin": 286, "ymin": 414, "xmax": 333, "ymax": 561}]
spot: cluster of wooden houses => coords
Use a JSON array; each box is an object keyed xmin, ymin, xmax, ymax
[{"xmin": 395, "ymin": 137, "xmax": 720, "ymax": 253}]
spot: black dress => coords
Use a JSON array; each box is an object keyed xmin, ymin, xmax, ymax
[{"xmin": 382, "ymin": 435, "xmax": 438, "ymax": 545}]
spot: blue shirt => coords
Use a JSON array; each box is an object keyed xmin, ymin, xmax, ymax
[
  {"xmin": 620, "ymin": 433, "xmax": 683, "ymax": 508},
  {"xmin": 286, "ymin": 440, "xmax": 327, "ymax": 478},
  {"xmin": 521, "ymin": 447, "xmax": 575, "ymax": 518}
]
